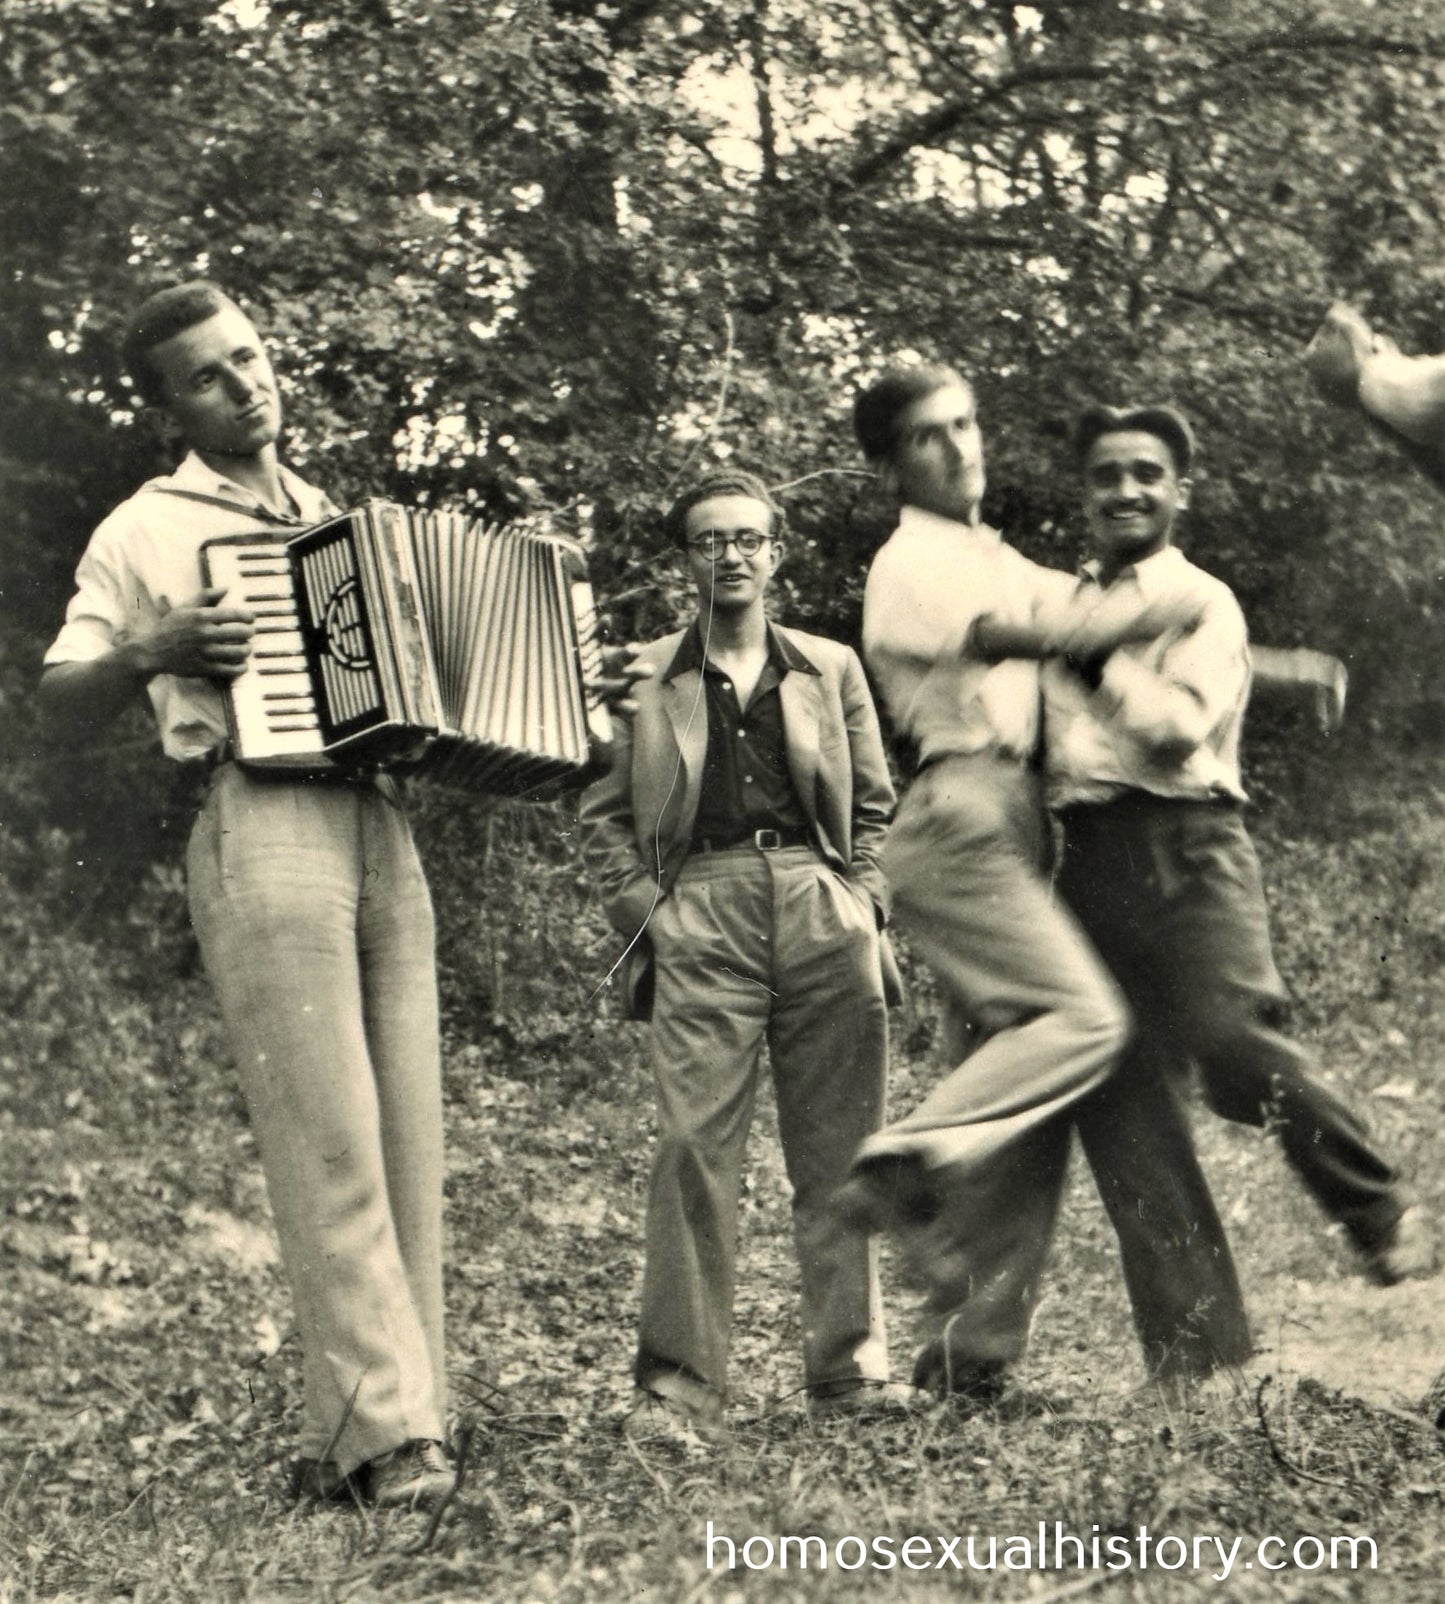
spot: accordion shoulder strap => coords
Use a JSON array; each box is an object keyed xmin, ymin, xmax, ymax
[{"xmin": 140, "ymin": 485, "xmax": 307, "ymax": 526}]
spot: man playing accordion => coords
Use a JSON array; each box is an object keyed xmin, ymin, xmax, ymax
[{"xmin": 38, "ymin": 281, "xmax": 646, "ymax": 1510}]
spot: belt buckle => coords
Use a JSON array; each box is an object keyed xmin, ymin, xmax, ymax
[{"xmin": 754, "ymin": 828, "xmax": 782, "ymax": 850}]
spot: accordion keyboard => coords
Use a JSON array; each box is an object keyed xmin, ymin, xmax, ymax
[{"xmin": 203, "ymin": 541, "xmax": 325, "ymax": 759}]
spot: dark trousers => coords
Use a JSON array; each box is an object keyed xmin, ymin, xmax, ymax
[
  {"xmin": 887, "ymin": 765, "xmax": 1252, "ymax": 1382},
  {"xmin": 1057, "ymin": 794, "xmax": 1404, "ymax": 1251},
  {"xmin": 923, "ymin": 1008, "xmax": 1254, "ymax": 1382}
]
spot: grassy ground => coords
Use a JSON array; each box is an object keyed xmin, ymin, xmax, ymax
[{"xmin": 2, "ymin": 753, "xmax": 1444, "ymax": 1602}]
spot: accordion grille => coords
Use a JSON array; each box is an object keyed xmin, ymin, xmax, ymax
[{"xmin": 297, "ymin": 536, "xmax": 387, "ymax": 730}]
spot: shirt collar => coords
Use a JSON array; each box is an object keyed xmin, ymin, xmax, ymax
[
  {"xmin": 662, "ymin": 620, "xmax": 820, "ymax": 683},
  {"xmin": 896, "ymin": 504, "xmax": 1002, "ymax": 547},
  {"xmin": 168, "ymin": 450, "xmax": 324, "ymax": 522},
  {"xmin": 1080, "ymin": 543, "xmax": 1186, "ymax": 596}
]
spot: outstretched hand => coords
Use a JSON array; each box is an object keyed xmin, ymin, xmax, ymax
[
  {"xmin": 588, "ymin": 642, "xmax": 654, "ymax": 717},
  {"xmin": 139, "ymin": 587, "xmax": 256, "ymax": 681}
]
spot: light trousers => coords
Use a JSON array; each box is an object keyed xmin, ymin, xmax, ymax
[
  {"xmin": 861, "ymin": 756, "xmax": 1128, "ymax": 1172},
  {"xmin": 638, "ymin": 845, "xmax": 889, "ymax": 1419},
  {"xmin": 187, "ymin": 764, "xmax": 444, "ymax": 1474}
]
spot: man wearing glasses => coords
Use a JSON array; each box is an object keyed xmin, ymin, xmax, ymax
[{"xmin": 579, "ymin": 468, "xmax": 913, "ymax": 1441}]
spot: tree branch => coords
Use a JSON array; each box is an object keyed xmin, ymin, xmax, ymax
[
  {"xmin": 839, "ymin": 28, "xmax": 1445, "ymax": 200},
  {"xmin": 843, "ymin": 63, "xmax": 1114, "ymax": 193},
  {"xmin": 1211, "ymin": 28, "xmax": 1445, "ymax": 72},
  {"xmin": 662, "ymin": 310, "xmax": 738, "ymax": 494},
  {"xmin": 747, "ymin": 4, "xmax": 780, "ymax": 195}
]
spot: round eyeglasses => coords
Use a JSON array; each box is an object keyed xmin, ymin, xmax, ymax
[{"xmin": 687, "ymin": 530, "xmax": 770, "ymax": 560}]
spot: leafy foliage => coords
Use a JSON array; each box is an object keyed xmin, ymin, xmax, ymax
[
  {"xmin": 5, "ymin": 1, "xmax": 1445, "ymax": 653},
  {"xmin": 3, "ymin": 11, "xmax": 1445, "ymax": 1592}
]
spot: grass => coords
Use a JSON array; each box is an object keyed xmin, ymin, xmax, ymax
[{"xmin": 2, "ymin": 746, "xmax": 1444, "ymax": 1602}]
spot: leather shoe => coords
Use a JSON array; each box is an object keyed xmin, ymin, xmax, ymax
[
  {"xmin": 623, "ymin": 1389, "xmax": 725, "ymax": 1448},
  {"xmin": 805, "ymin": 1380, "xmax": 933, "ymax": 1420},
  {"xmin": 1362, "ymin": 1205, "xmax": 1439, "ymax": 1286},
  {"xmin": 912, "ymin": 1344, "xmax": 1009, "ymax": 1404},
  {"xmin": 367, "ymin": 1439, "xmax": 455, "ymax": 1510}
]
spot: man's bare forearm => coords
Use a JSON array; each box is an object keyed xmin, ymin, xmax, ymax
[
  {"xmin": 39, "ymin": 587, "xmax": 256, "ymax": 741},
  {"xmin": 37, "ymin": 648, "xmax": 158, "ymax": 740}
]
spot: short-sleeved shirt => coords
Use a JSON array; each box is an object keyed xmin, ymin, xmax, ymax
[
  {"xmin": 1042, "ymin": 545, "xmax": 1251, "ymax": 809},
  {"xmin": 44, "ymin": 451, "xmax": 336, "ymax": 761},
  {"xmin": 862, "ymin": 505, "xmax": 1071, "ymax": 766}
]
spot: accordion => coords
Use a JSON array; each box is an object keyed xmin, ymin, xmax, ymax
[{"xmin": 200, "ymin": 502, "xmax": 612, "ymax": 796}]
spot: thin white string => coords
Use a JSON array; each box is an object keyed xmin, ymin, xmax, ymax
[{"xmin": 590, "ymin": 559, "xmax": 717, "ymax": 1002}]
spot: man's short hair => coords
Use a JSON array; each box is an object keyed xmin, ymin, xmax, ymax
[
  {"xmin": 853, "ymin": 363, "xmax": 972, "ymax": 462},
  {"xmin": 662, "ymin": 468, "xmax": 785, "ymax": 547},
  {"xmin": 121, "ymin": 280, "xmax": 244, "ymax": 406},
  {"xmin": 1073, "ymin": 403, "xmax": 1196, "ymax": 476}
]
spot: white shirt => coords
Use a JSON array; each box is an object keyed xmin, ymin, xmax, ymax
[
  {"xmin": 1042, "ymin": 545, "xmax": 1251, "ymax": 808},
  {"xmin": 44, "ymin": 451, "xmax": 336, "ymax": 761},
  {"xmin": 862, "ymin": 505, "xmax": 1070, "ymax": 765}
]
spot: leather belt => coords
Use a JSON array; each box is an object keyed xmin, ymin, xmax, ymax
[
  {"xmin": 915, "ymin": 747, "xmax": 1029, "ymax": 776},
  {"xmin": 690, "ymin": 826, "xmax": 813, "ymax": 855}
]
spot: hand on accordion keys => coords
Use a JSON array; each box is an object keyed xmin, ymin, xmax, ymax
[
  {"xmin": 587, "ymin": 642, "xmax": 655, "ymax": 718},
  {"xmin": 141, "ymin": 587, "xmax": 257, "ymax": 681}
]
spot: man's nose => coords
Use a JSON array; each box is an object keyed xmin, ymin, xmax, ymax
[{"xmin": 224, "ymin": 365, "xmax": 256, "ymax": 402}]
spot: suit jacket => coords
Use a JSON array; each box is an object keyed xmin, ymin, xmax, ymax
[{"xmin": 578, "ymin": 620, "xmax": 900, "ymax": 1019}]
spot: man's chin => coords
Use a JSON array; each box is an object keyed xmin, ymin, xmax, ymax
[
  {"xmin": 1099, "ymin": 531, "xmax": 1168, "ymax": 568},
  {"xmin": 911, "ymin": 492, "xmax": 983, "ymax": 523}
]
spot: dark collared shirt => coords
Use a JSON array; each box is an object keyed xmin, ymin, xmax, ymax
[{"xmin": 666, "ymin": 623, "xmax": 814, "ymax": 844}]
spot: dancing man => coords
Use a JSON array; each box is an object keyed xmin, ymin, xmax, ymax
[{"xmin": 842, "ymin": 367, "xmax": 1253, "ymax": 1396}]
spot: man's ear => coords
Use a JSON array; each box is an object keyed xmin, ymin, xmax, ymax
[
  {"xmin": 767, "ymin": 537, "xmax": 784, "ymax": 575},
  {"xmin": 875, "ymin": 459, "xmax": 900, "ymax": 500},
  {"xmin": 142, "ymin": 403, "xmax": 184, "ymax": 449},
  {"xmin": 1176, "ymin": 476, "xmax": 1192, "ymax": 511}
]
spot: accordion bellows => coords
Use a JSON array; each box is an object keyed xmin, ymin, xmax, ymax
[{"xmin": 201, "ymin": 502, "xmax": 612, "ymax": 796}]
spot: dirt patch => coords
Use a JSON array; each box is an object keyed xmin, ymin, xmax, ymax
[{"xmin": 1250, "ymin": 1274, "xmax": 1444, "ymax": 1412}]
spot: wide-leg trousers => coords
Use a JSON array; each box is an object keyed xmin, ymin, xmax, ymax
[
  {"xmin": 187, "ymin": 764, "xmax": 445, "ymax": 1474},
  {"xmin": 867, "ymin": 757, "xmax": 1252, "ymax": 1381},
  {"xmin": 637, "ymin": 844, "xmax": 889, "ymax": 1420},
  {"xmin": 1057, "ymin": 795, "xmax": 1405, "ymax": 1252},
  {"xmin": 860, "ymin": 755, "xmax": 1127, "ymax": 1174}
]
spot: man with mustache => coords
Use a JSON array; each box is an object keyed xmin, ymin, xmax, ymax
[{"xmin": 1031, "ymin": 405, "xmax": 1436, "ymax": 1293}]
